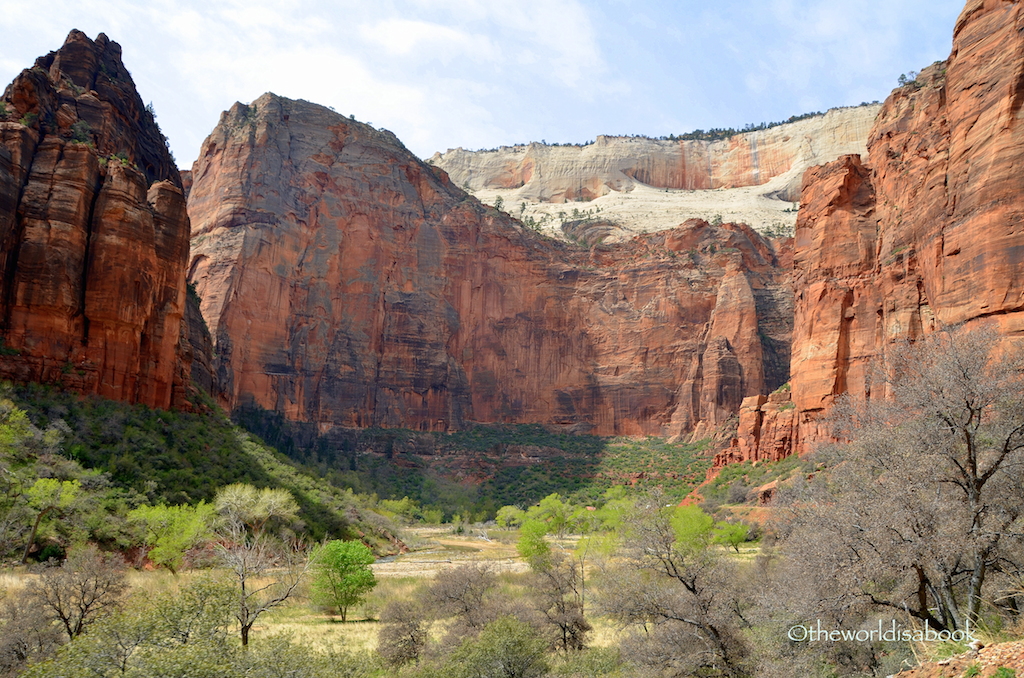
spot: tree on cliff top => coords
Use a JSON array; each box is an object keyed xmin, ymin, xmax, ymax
[{"xmin": 778, "ymin": 325, "xmax": 1024, "ymax": 632}]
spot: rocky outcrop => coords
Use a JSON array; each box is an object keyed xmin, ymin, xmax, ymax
[
  {"xmin": 714, "ymin": 390, "xmax": 795, "ymax": 467},
  {"xmin": 179, "ymin": 169, "xmax": 193, "ymax": 200},
  {"xmin": 188, "ymin": 94, "xmax": 792, "ymax": 436},
  {"xmin": 0, "ymin": 31, "xmax": 206, "ymax": 409},
  {"xmin": 787, "ymin": 0, "xmax": 1024, "ymax": 454},
  {"xmin": 893, "ymin": 640, "xmax": 1024, "ymax": 677},
  {"xmin": 430, "ymin": 106, "xmax": 879, "ymax": 204}
]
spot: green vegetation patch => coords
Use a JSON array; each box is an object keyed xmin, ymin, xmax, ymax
[
  {"xmin": 8, "ymin": 383, "xmax": 388, "ymax": 543},
  {"xmin": 700, "ymin": 453, "xmax": 813, "ymax": 508},
  {"xmin": 234, "ymin": 407, "xmax": 713, "ymax": 520}
]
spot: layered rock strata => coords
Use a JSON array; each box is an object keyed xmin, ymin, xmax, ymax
[
  {"xmin": 0, "ymin": 31, "xmax": 207, "ymax": 409},
  {"xmin": 430, "ymin": 106, "xmax": 879, "ymax": 204},
  {"xmin": 188, "ymin": 94, "xmax": 793, "ymax": 436},
  {"xmin": 739, "ymin": 0, "xmax": 1024, "ymax": 459}
]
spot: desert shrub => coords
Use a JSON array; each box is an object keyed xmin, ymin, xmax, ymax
[
  {"xmin": 443, "ymin": 616, "xmax": 549, "ymax": 678},
  {"xmin": 377, "ymin": 600, "xmax": 428, "ymax": 667}
]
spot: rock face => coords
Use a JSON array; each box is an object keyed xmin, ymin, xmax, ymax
[
  {"xmin": 714, "ymin": 391, "xmax": 794, "ymax": 468},
  {"xmin": 781, "ymin": 0, "xmax": 1024, "ymax": 455},
  {"xmin": 0, "ymin": 31, "xmax": 206, "ymax": 409},
  {"xmin": 188, "ymin": 94, "xmax": 792, "ymax": 436},
  {"xmin": 430, "ymin": 106, "xmax": 879, "ymax": 204}
]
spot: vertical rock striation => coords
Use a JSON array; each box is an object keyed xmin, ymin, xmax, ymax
[
  {"xmin": 0, "ymin": 30, "xmax": 206, "ymax": 409},
  {"xmin": 188, "ymin": 94, "xmax": 792, "ymax": 436},
  {"xmin": 748, "ymin": 0, "xmax": 1024, "ymax": 458}
]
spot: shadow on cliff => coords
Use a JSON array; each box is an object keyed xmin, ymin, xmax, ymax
[
  {"xmin": 233, "ymin": 405, "xmax": 713, "ymax": 519},
  {"xmin": 11, "ymin": 383, "xmax": 358, "ymax": 541}
]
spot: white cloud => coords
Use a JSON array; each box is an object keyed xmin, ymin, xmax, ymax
[
  {"xmin": 359, "ymin": 19, "xmax": 500, "ymax": 62},
  {"xmin": 0, "ymin": 0, "xmax": 965, "ymax": 165}
]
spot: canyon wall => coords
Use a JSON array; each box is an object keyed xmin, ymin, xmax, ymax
[
  {"xmin": 430, "ymin": 106, "xmax": 879, "ymax": 204},
  {"xmin": 734, "ymin": 0, "xmax": 1024, "ymax": 460},
  {"xmin": 0, "ymin": 31, "xmax": 207, "ymax": 409},
  {"xmin": 188, "ymin": 94, "xmax": 792, "ymax": 436}
]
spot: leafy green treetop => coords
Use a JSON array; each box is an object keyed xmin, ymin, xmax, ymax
[
  {"xmin": 516, "ymin": 518, "xmax": 551, "ymax": 568},
  {"xmin": 712, "ymin": 522, "xmax": 750, "ymax": 553},
  {"xmin": 310, "ymin": 540, "xmax": 377, "ymax": 622},
  {"xmin": 22, "ymin": 478, "xmax": 79, "ymax": 563},
  {"xmin": 495, "ymin": 505, "xmax": 525, "ymax": 530},
  {"xmin": 214, "ymin": 483, "xmax": 298, "ymax": 535},
  {"xmin": 129, "ymin": 502, "xmax": 215, "ymax": 574}
]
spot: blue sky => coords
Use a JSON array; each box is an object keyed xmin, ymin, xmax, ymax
[{"xmin": 0, "ymin": 0, "xmax": 964, "ymax": 166}]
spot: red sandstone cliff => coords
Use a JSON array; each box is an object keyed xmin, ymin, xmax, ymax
[
  {"xmin": 188, "ymin": 94, "xmax": 792, "ymax": 436},
  {"xmin": 0, "ymin": 31, "xmax": 207, "ymax": 409},
  {"xmin": 734, "ymin": 0, "xmax": 1024, "ymax": 461}
]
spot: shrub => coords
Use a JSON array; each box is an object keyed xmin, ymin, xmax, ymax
[
  {"xmin": 28, "ymin": 545, "xmax": 128, "ymax": 640},
  {"xmin": 445, "ymin": 616, "xmax": 549, "ymax": 678},
  {"xmin": 376, "ymin": 600, "xmax": 428, "ymax": 667},
  {"xmin": 70, "ymin": 120, "xmax": 91, "ymax": 144}
]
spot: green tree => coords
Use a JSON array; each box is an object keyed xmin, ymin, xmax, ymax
[
  {"xmin": 526, "ymin": 493, "xmax": 572, "ymax": 537},
  {"xmin": 129, "ymin": 502, "xmax": 215, "ymax": 574},
  {"xmin": 310, "ymin": 540, "xmax": 376, "ymax": 622},
  {"xmin": 214, "ymin": 483, "xmax": 298, "ymax": 536},
  {"xmin": 898, "ymin": 70, "xmax": 919, "ymax": 86},
  {"xmin": 595, "ymin": 486, "xmax": 632, "ymax": 533},
  {"xmin": 516, "ymin": 518, "xmax": 550, "ymax": 566},
  {"xmin": 670, "ymin": 503, "xmax": 715, "ymax": 552},
  {"xmin": 22, "ymin": 478, "xmax": 79, "ymax": 563},
  {"xmin": 495, "ymin": 505, "xmax": 525, "ymax": 530},
  {"xmin": 0, "ymin": 399, "xmax": 34, "ymax": 451},
  {"xmin": 713, "ymin": 521, "xmax": 750, "ymax": 553}
]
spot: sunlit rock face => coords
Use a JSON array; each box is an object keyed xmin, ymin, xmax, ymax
[
  {"xmin": 188, "ymin": 94, "xmax": 792, "ymax": 436},
  {"xmin": 430, "ymin": 106, "xmax": 879, "ymax": 204},
  {"xmin": 0, "ymin": 30, "xmax": 207, "ymax": 409},
  {"xmin": 784, "ymin": 0, "xmax": 1024, "ymax": 454}
]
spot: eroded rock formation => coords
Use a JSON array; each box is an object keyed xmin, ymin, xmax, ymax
[
  {"xmin": 714, "ymin": 390, "xmax": 795, "ymax": 467},
  {"xmin": 188, "ymin": 94, "xmax": 793, "ymax": 436},
  {"xmin": 755, "ymin": 0, "xmax": 1024, "ymax": 457},
  {"xmin": 430, "ymin": 106, "xmax": 879, "ymax": 204},
  {"xmin": 0, "ymin": 30, "xmax": 208, "ymax": 409}
]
